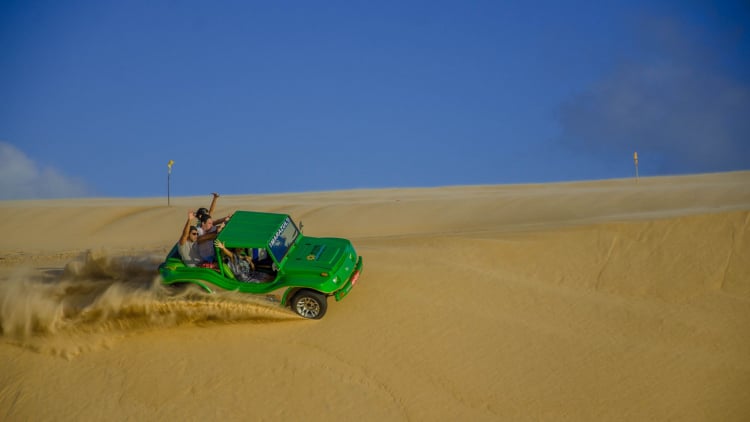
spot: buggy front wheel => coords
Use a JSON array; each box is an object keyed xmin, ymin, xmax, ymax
[{"xmin": 291, "ymin": 290, "xmax": 327, "ymax": 319}]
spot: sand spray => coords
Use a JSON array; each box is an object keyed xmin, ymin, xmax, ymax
[{"xmin": 0, "ymin": 249, "xmax": 296, "ymax": 357}]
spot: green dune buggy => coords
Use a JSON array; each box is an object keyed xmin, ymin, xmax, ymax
[{"xmin": 158, "ymin": 210, "xmax": 363, "ymax": 319}]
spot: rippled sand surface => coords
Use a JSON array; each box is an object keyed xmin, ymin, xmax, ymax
[{"xmin": 1, "ymin": 172, "xmax": 749, "ymax": 421}]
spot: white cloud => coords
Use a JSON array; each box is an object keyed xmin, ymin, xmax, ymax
[
  {"xmin": 0, "ymin": 142, "xmax": 89, "ymax": 199},
  {"xmin": 558, "ymin": 17, "xmax": 750, "ymax": 174}
]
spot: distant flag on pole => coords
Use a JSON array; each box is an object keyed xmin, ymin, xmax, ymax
[
  {"xmin": 633, "ymin": 152, "xmax": 639, "ymax": 183},
  {"xmin": 167, "ymin": 160, "xmax": 174, "ymax": 206}
]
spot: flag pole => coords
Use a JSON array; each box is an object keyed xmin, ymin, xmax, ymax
[
  {"xmin": 633, "ymin": 152, "xmax": 639, "ymax": 183},
  {"xmin": 167, "ymin": 160, "xmax": 174, "ymax": 206}
]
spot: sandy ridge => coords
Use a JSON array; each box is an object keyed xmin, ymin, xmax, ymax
[{"xmin": 0, "ymin": 171, "xmax": 749, "ymax": 421}]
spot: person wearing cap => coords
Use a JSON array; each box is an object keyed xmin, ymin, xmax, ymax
[
  {"xmin": 177, "ymin": 210, "xmax": 202, "ymax": 267},
  {"xmin": 195, "ymin": 192, "xmax": 233, "ymax": 235},
  {"xmin": 194, "ymin": 192, "xmax": 220, "ymax": 223},
  {"xmin": 182, "ymin": 192, "xmax": 231, "ymax": 263}
]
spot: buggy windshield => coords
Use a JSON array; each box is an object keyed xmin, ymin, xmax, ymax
[{"xmin": 269, "ymin": 216, "xmax": 299, "ymax": 262}]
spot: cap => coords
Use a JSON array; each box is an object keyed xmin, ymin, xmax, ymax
[{"xmin": 195, "ymin": 208, "xmax": 211, "ymax": 223}]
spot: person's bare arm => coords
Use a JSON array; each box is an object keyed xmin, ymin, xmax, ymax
[
  {"xmin": 198, "ymin": 231, "xmax": 219, "ymax": 243},
  {"xmin": 179, "ymin": 211, "xmax": 196, "ymax": 245},
  {"xmin": 208, "ymin": 193, "xmax": 220, "ymax": 217},
  {"xmin": 214, "ymin": 240, "xmax": 234, "ymax": 260},
  {"xmin": 242, "ymin": 255, "xmax": 256, "ymax": 270},
  {"xmin": 198, "ymin": 218, "xmax": 225, "ymax": 243},
  {"xmin": 214, "ymin": 211, "xmax": 234, "ymax": 225}
]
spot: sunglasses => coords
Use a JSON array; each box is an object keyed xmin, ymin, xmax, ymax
[{"xmin": 189, "ymin": 232, "xmax": 198, "ymax": 236}]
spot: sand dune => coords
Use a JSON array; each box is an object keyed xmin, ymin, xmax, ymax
[{"xmin": 1, "ymin": 171, "xmax": 749, "ymax": 421}]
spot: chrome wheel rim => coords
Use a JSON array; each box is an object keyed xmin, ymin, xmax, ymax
[{"xmin": 295, "ymin": 297, "xmax": 320, "ymax": 318}]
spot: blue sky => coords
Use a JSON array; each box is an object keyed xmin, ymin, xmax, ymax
[{"xmin": 1, "ymin": 0, "xmax": 748, "ymax": 199}]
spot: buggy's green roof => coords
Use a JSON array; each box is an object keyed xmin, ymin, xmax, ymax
[{"xmin": 217, "ymin": 211, "xmax": 292, "ymax": 248}]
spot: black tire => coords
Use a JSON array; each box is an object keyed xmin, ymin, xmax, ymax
[
  {"xmin": 291, "ymin": 290, "xmax": 327, "ymax": 319},
  {"xmin": 164, "ymin": 282, "xmax": 188, "ymax": 294}
]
